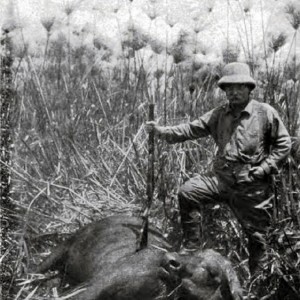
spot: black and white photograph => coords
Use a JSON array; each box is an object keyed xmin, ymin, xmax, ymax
[{"xmin": 1, "ymin": 0, "xmax": 300, "ymax": 299}]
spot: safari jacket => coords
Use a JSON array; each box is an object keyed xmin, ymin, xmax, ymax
[{"xmin": 162, "ymin": 99, "xmax": 291, "ymax": 178}]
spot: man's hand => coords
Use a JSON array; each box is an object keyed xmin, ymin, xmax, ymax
[
  {"xmin": 249, "ymin": 166, "xmax": 265, "ymax": 180},
  {"xmin": 144, "ymin": 121, "xmax": 165, "ymax": 136}
]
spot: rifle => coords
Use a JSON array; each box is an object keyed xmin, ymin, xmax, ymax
[{"xmin": 136, "ymin": 103, "xmax": 155, "ymax": 251}]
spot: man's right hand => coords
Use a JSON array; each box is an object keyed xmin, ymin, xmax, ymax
[{"xmin": 144, "ymin": 121, "xmax": 165, "ymax": 137}]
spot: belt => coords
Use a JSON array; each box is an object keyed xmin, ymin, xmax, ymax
[
  {"xmin": 213, "ymin": 158, "xmax": 253, "ymax": 183},
  {"xmin": 213, "ymin": 158, "xmax": 246, "ymax": 169}
]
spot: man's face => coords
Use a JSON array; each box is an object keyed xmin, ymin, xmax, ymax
[{"xmin": 224, "ymin": 84, "xmax": 251, "ymax": 106}]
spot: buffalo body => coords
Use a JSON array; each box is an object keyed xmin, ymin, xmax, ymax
[{"xmin": 37, "ymin": 215, "xmax": 242, "ymax": 300}]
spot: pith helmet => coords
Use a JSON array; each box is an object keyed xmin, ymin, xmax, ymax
[{"xmin": 218, "ymin": 62, "xmax": 256, "ymax": 90}]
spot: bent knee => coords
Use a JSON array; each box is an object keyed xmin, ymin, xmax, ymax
[
  {"xmin": 178, "ymin": 181, "xmax": 193, "ymax": 198},
  {"xmin": 178, "ymin": 174, "xmax": 220, "ymax": 204}
]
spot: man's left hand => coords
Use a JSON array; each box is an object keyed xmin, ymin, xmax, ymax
[{"xmin": 249, "ymin": 166, "xmax": 265, "ymax": 180}]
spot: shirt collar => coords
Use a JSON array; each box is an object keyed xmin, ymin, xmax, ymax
[{"xmin": 225, "ymin": 99, "xmax": 254, "ymax": 116}]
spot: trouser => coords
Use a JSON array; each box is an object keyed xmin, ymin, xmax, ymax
[{"xmin": 178, "ymin": 171, "xmax": 272, "ymax": 275}]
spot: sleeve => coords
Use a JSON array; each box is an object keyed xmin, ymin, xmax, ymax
[
  {"xmin": 160, "ymin": 108, "xmax": 218, "ymax": 144},
  {"xmin": 259, "ymin": 108, "xmax": 292, "ymax": 174}
]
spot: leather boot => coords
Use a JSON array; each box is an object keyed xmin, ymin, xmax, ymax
[
  {"xmin": 180, "ymin": 210, "xmax": 202, "ymax": 252},
  {"xmin": 248, "ymin": 232, "xmax": 269, "ymax": 277}
]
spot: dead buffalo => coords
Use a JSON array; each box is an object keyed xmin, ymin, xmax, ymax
[{"xmin": 36, "ymin": 215, "xmax": 242, "ymax": 300}]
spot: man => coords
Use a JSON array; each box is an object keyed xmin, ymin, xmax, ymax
[{"xmin": 146, "ymin": 62, "xmax": 291, "ymax": 275}]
